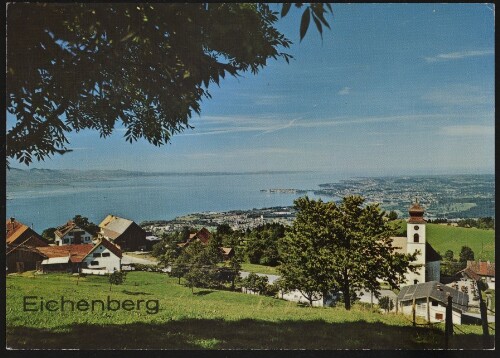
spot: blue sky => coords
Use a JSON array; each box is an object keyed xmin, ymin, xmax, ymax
[{"xmin": 8, "ymin": 3, "xmax": 495, "ymax": 174}]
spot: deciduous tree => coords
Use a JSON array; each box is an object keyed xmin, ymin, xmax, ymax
[
  {"xmin": 6, "ymin": 3, "xmax": 332, "ymax": 165},
  {"xmin": 279, "ymin": 196, "xmax": 418, "ymax": 309}
]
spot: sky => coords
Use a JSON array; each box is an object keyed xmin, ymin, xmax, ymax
[{"xmin": 7, "ymin": 3, "xmax": 495, "ymax": 175}]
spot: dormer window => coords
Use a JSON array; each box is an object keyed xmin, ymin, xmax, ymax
[{"xmin": 413, "ymin": 233, "xmax": 419, "ymax": 243}]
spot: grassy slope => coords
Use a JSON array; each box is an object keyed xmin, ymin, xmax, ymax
[
  {"xmin": 6, "ymin": 271, "xmax": 488, "ymax": 349},
  {"xmin": 426, "ymin": 224, "xmax": 495, "ymax": 262},
  {"xmin": 392, "ymin": 221, "xmax": 495, "ymax": 262}
]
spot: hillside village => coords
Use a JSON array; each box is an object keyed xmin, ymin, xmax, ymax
[{"xmin": 5, "ymin": 199, "xmax": 495, "ymax": 328}]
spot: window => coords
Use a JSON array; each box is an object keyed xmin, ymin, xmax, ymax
[
  {"xmin": 435, "ymin": 313, "xmax": 443, "ymax": 320},
  {"xmin": 102, "ymin": 252, "xmax": 110, "ymax": 257},
  {"xmin": 414, "ymin": 279, "xmax": 419, "ymax": 285},
  {"xmin": 93, "ymin": 253, "xmax": 101, "ymax": 257},
  {"xmin": 90, "ymin": 261, "xmax": 99, "ymax": 266},
  {"xmin": 63, "ymin": 238, "xmax": 69, "ymax": 244},
  {"xmin": 432, "ymin": 301, "xmax": 438, "ymax": 306},
  {"xmin": 414, "ymin": 225, "xmax": 419, "ymax": 231},
  {"xmin": 413, "ymin": 233, "xmax": 419, "ymax": 243}
]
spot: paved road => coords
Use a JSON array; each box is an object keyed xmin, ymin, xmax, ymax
[
  {"xmin": 122, "ymin": 253, "xmax": 158, "ymax": 266},
  {"xmin": 240, "ymin": 271, "xmax": 280, "ymax": 283}
]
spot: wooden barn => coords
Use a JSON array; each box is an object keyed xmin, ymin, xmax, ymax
[
  {"xmin": 98, "ymin": 215, "xmax": 148, "ymax": 252},
  {"xmin": 6, "ymin": 245, "xmax": 47, "ymax": 273}
]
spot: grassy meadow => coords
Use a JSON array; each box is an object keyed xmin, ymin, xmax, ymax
[
  {"xmin": 6, "ymin": 271, "xmax": 490, "ymax": 350},
  {"xmin": 392, "ymin": 221, "xmax": 495, "ymax": 262}
]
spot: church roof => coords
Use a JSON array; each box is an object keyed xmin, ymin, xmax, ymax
[{"xmin": 408, "ymin": 200, "xmax": 426, "ymax": 224}]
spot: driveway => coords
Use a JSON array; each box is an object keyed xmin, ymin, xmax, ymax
[{"xmin": 122, "ymin": 253, "xmax": 158, "ymax": 266}]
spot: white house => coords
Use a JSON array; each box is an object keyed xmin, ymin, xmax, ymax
[
  {"xmin": 55, "ymin": 221, "xmax": 93, "ymax": 246},
  {"xmin": 397, "ymin": 281, "xmax": 468, "ymax": 325},
  {"xmin": 391, "ymin": 200, "xmax": 441, "ymax": 287},
  {"xmin": 81, "ymin": 238, "xmax": 122, "ymax": 274}
]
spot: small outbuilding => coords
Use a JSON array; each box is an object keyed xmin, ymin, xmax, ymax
[{"xmin": 397, "ymin": 281, "xmax": 468, "ymax": 325}]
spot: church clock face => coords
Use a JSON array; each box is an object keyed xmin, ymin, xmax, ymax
[{"xmin": 414, "ymin": 225, "xmax": 419, "ymax": 230}]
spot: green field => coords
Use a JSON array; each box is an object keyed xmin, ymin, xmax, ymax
[
  {"xmin": 392, "ymin": 221, "xmax": 495, "ymax": 262},
  {"xmin": 426, "ymin": 224, "xmax": 495, "ymax": 262},
  {"xmin": 240, "ymin": 262, "xmax": 279, "ymax": 275},
  {"xmin": 6, "ymin": 271, "xmax": 490, "ymax": 349}
]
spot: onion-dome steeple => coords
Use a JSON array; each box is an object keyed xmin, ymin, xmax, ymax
[{"xmin": 408, "ymin": 198, "xmax": 426, "ymax": 224}]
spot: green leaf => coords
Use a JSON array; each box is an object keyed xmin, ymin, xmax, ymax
[
  {"xmin": 311, "ymin": 13, "xmax": 323, "ymax": 38},
  {"xmin": 281, "ymin": 3, "xmax": 291, "ymax": 18},
  {"xmin": 299, "ymin": 7, "xmax": 310, "ymax": 41}
]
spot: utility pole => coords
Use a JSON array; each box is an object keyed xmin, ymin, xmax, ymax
[
  {"xmin": 444, "ymin": 294, "xmax": 453, "ymax": 349},
  {"xmin": 476, "ymin": 279, "xmax": 491, "ymax": 348}
]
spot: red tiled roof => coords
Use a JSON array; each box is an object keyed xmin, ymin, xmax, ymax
[
  {"xmin": 55, "ymin": 221, "xmax": 78, "ymax": 238},
  {"xmin": 36, "ymin": 244, "xmax": 94, "ymax": 263},
  {"xmin": 467, "ymin": 261, "xmax": 495, "ymax": 277},
  {"xmin": 6, "ymin": 219, "xmax": 48, "ymax": 246},
  {"xmin": 196, "ymin": 227, "xmax": 211, "ymax": 244}
]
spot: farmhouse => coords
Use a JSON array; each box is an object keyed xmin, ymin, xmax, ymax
[
  {"xmin": 397, "ymin": 281, "xmax": 469, "ymax": 325},
  {"xmin": 459, "ymin": 260, "xmax": 495, "ymax": 290},
  {"xmin": 98, "ymin": 215, "xmax": 148, "ymax": 251},
  {"xmin": 36, "ymin": 238, "xmax": 122, "ymax": 274},
  {"xmin": 6, "ymin": 218, "xmax": 48, "ymax": 248},
  {"xmin": 54, "ymin": 220, "xmax": 93, "ymax": 246},
  {"xmin": 6, "ymin": 244, "xmax": 47, "ymax": 273},
  {"xmin": 80, "ymin": 238, "xmax": 122, "ymax": 274},
  {"xmin": 391, "ymin": 200, "xmax": 441, "ymax": 286}
]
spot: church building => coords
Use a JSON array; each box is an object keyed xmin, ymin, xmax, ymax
[{"xmin": 391, "ymin": 200, "xmax": 441, "ymax": 287}]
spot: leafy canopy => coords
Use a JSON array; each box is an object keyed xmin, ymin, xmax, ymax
[
  {"xmin": 6, "ymin": 3, "xmax": 333, "ymax": 166},
  {"xmin": 279, "ymin": 196, "xmax": 418, "ymax": 309}
]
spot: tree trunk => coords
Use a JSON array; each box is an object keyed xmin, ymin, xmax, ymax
[
  {"xmin": 344, "ymin": 271, "xmax": 351, "ymax": 310},
  {"xmin": 109, "ymin": 283, "xmax": 112, "ymax": 291}
]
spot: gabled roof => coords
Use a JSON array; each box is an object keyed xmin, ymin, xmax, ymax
[
  {"xmin": 55, "ymin": 221, "xmax": 88, "ymax": 238},
  {"xmin": 466, "ymin": 261, "xmax": 495, "ymax": 277},
  {"xmin": 6, "ymin": 219, "xmax": 48, "ymax": 247},
  {"xmin": 89, "ymin": 238, "xmax": 123, "ymax": 258},
  {"xmin": 36, "ymin": 244, "xmax": 94, "ymax": 263},
  {"xmin": 397, "ymin": 281, "xmax": 468, "ymax": 312},
  {"xmin": 99, "ymin": 215, "xmax": 134, "ymax": 239}
]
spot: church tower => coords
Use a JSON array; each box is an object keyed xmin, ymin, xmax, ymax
[{"xmin": 405, "ymin": 199, "xmax": 427, "ymax": 285}]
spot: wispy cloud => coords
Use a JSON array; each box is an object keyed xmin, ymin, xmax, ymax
[
  {"xmin": 440, "ymin": 125, "xmax": 494, "ymax": 137},
  {"xmin": 180, "ymin": 112, "xmax": 479, "ymax": 138},
  {"xmin": 424, "ymin": 49, "xmax": 493, "ymax": 63},
  {"xmin": 422, "ymin": 85, "xmax": 493, "ymax": 107},
  {"xmin": 337, "ymin": 87, "xmax": 351, "ymax": 96}
]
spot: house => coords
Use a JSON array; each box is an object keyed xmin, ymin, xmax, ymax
[
  {"xmin": 37, "ymin": 238, "xmax": 122, "ymax": 274},
  {"xmin": 459, "ymin": 260, "xmax": 495, "ymax": 290},
  {"xmin": 397, "ymin": 281, "xmax": 469, "ymax": 325},
  {"xmin": 37, "ymin": 244, "xmax": 95, "ymax": 273},
  {"xmin": 181, "ymin": 227, "xmax": 211, "ymax": 245},
  {"xmin": 390, "ymin": 200, "xmax": 442, "ymax": 286},
  {"xmin": 6, "ymin": 244, "xmax": 47, "ymax": 273},
  {"xmin": 178, "ymin": 227, "xmax": 234, "ymax": 260},
  {"xmin": 80, "ymin": 238, "xmax": 122, "ymax": 274},
  {"xmin": 98, "ymin": 215, "xmax": 148, "ymax": 252},
  {"xmin": 54, "ymin": 220, "xmax": 93, "ymax": 246},
  {"xmin": 6, "ymin": 218, "xmax": 48, "ymax": 247}
]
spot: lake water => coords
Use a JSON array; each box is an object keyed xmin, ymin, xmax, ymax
[{"xmin": 6, "ymin": 171, "xmax": 345, "ymax": 231}]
